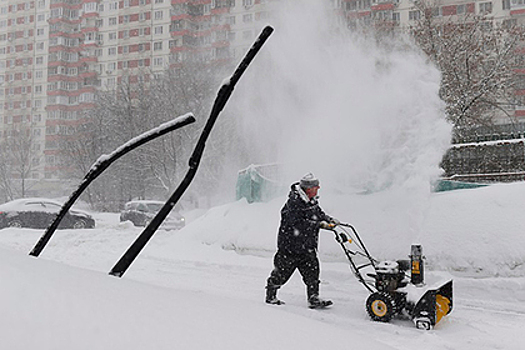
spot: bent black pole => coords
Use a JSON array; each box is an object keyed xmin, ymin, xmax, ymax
[
  {"xmin": 109, "ymin": 25, "xmax": 274, "ymax": 278},
  {"xmin": 29, "ymin": 114, "xmax": 196, "ymax": 257}
]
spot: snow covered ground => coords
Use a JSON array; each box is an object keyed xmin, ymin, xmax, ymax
[
  {"xmin": 2, "ymin": 2, "xmax": 525, "ymax": 349},
  {"xmin": 1, "ymin": 182, "xmax": 525, "ymax": 350}
]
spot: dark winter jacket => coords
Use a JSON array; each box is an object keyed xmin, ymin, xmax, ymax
[{"xmin": 277, "ymin": 183, "xmax": 332, "ymax": 254}]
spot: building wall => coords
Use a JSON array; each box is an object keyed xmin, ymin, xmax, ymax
[{"xmin": 0, "ymin": 0, "xmax": 523, "ymax": 195}]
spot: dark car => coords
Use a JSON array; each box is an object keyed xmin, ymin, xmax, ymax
[
  {"xmin": 0, "ymin": 198, "xmax": 95, "ymax": 230},
  {"xmin": 120, "ymin": 200, "xmax": 185, "ymax": 230}
]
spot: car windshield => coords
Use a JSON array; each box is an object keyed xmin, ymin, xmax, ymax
[{"xmin": 146, "ymin": 203, "xmax": 163, "ymax": 212}]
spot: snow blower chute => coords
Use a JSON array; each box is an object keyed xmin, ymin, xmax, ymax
[{"xmin": 330, "ymin": 223, "xmax": 453, "ymax": 330}]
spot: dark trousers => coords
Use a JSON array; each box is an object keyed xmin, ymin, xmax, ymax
[{"xmin": 266, "ymin": 250, "xmax": 320, "ymax": 299}]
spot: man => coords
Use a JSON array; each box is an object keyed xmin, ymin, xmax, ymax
[{"xmin": 265, "ymin": 172, "xmax": 338, "ymax": 309}]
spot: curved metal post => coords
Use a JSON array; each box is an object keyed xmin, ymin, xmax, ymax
[
  {"xmin": 109, "ymin": 26, "xmax": 274, "ymax": 277},
  {"xmin": 29, "ymin": 114, "xmax": 196, "ymax": 257}
]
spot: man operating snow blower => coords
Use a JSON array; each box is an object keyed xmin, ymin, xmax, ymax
[{"xmin": 265, "ymin": 173, "xmax": 339, "ymax": 309}]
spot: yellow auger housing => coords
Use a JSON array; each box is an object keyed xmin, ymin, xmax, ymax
[{"xmin": 411, "ymin": 279, "xmax": 453, "ymax": 330}]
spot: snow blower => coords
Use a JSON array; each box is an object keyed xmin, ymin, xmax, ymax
[{"xmin": 330, "ymin": 223, "xmax": 453, "ymax": 330}]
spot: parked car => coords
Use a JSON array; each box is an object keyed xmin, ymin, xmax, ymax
[
  {"xmin": 120, "ymin": 200, "xmax": 185, "ymax": 230},
  {"xmin": 0, "ymin": 198, "xmax": 96, "ymax": 230}
]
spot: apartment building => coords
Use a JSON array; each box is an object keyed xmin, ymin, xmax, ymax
[{"xmin": 0, "ymin": 0, "xmax": 523, "ymax": 197}]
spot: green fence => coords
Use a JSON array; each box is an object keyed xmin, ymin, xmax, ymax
[
  {"xmin": 235, "ymin": 164, "xmax": 285, "ymax": 203},
  {"xmin": 432, "ymin": 179, "xmax": 488, "ymax": 192}
]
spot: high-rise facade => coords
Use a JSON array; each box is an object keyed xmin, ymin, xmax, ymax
[
  {"xmin": 0, "ymin": 0, "xmax": 523, "ymax": 196},
  {"xmin": 0, "ymin": 0, "xmax": 273, "ymax": 196}
]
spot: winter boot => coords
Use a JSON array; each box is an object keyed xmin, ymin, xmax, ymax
[
  {"xmin": 308, "ymin": 295, "xmax": 333, "ymax": 309},
  {"xmin": 265, "ymin": 287, "xmax": 285, "ymax": 305}
]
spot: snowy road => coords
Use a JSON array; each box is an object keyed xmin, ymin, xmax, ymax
[{"xmin": 1, "ymin": 210, "xmax": 524, "ymax": 350}]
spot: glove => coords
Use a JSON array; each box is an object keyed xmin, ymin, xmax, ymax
[
  {"xmin": 319, "ymin": 221, "xmax": 336, "ymax": 230},
  {"xmin": 330, "ymin": 218, "xmax": 340, "ymax": 225}
]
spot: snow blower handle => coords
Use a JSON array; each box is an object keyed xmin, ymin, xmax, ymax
[
  {"xmin": 336, "ymin": 232, "xmax": 352, "ymax": 244},
  {"xmin": 320, "ymin": 221, "xmax": 337, "ymax": 230}
]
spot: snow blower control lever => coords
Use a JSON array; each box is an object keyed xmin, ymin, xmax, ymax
[{"xmin": 323, "ymin": 222, "xmax": 453, "ymax": 330}]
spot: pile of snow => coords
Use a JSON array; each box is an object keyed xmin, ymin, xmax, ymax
[
  {"xmin": 174, "ymin": 182, "xmax": 525, "ymax": 277},
  {"xmin": 1, "ymin": 182, "xmax": 525, "ymax": 350},
  {"xmin": 2, "ymin": 248, "xmax": 392, "ymax": 350}
]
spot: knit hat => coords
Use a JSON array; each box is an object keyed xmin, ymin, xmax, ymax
[{"xmin": 300, "ymin": 172, "xmax": 320, "ymax": 188}]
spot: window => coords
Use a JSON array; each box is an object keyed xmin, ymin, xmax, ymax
[
  {"xmin": 109, "ymin": 17, "xmax": 117, "ymax": 25},
  {"xmin": 37, "ymin": 28, "xmax": 45, "ymax": 36},
  {"xmin": 409, "ymin": 10, "xmax": 421, "ymax": 20},
  {"xmin": 109, "ymin": 32, "xmax": 117, "ymax": 40},
  {"xmin": 392, "ymin": 12, "xmax": 400, "ymax": 22},
  {"xmin": 84, "ymin": 2, "xmax": 97, "ymax": 13},
  {"xmin": 155, "ymin": 26, "xmax": 163, "ymax": 35},
  {"xmin": 154, "ymin": 41, "xmax": 163, "ymax": 51},
  {"xmin": 154, "ymin": 57, "xmax": 164, "ymax": 66},
  {"xmin": 154, "ymin": 10, "xmax": 163, "ymax": 20},
  {"xmin": 243, "ymin": 0, "xmax": 253, "ymax": 6},
  {"xmin": 457, "ymin": 4, "xmax": 466, "ymax": 14},
  {"xmin": 243, "ymin": 14, "xmax": 253, "ymax": 22},
  {"xmin": 479, "ymin": 2, "xmax": 493, "ymax": 13},
  {"xmin": 108, "ymin": 47, "xmax": 116, "ymax": 55},
  {"xmin": 503, "ymin": 0, "xmax": 511, "ymax": 10}
]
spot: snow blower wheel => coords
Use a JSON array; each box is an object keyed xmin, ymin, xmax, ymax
[{"xmin": 366, "ymin": 292, "xmax": 395, "ymax": 322}]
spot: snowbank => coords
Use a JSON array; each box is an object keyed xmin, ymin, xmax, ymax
[{"xmin": 172, "ymin": 182, "xmax": 525, "ymax": 277}]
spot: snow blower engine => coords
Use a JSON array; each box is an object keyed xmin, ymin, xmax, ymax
[{"xmin": 330, "ymin": 223, "xmax": 453, "ymax": 330}]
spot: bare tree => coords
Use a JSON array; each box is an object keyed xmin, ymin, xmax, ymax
[
  {"xmin": 0, "ymin": 141, "xmax": 15, "ymax": 202},
  {"xmin": 58, "ymin": 61, "xmax": 227, "ymax": 210},
  {"xmin": 0, "ymin": 124, "xmax": 41, "ymax": 198},
  {"xmin": 410, "ymin": 1, "xmax": 525, "ymax": 137}
]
